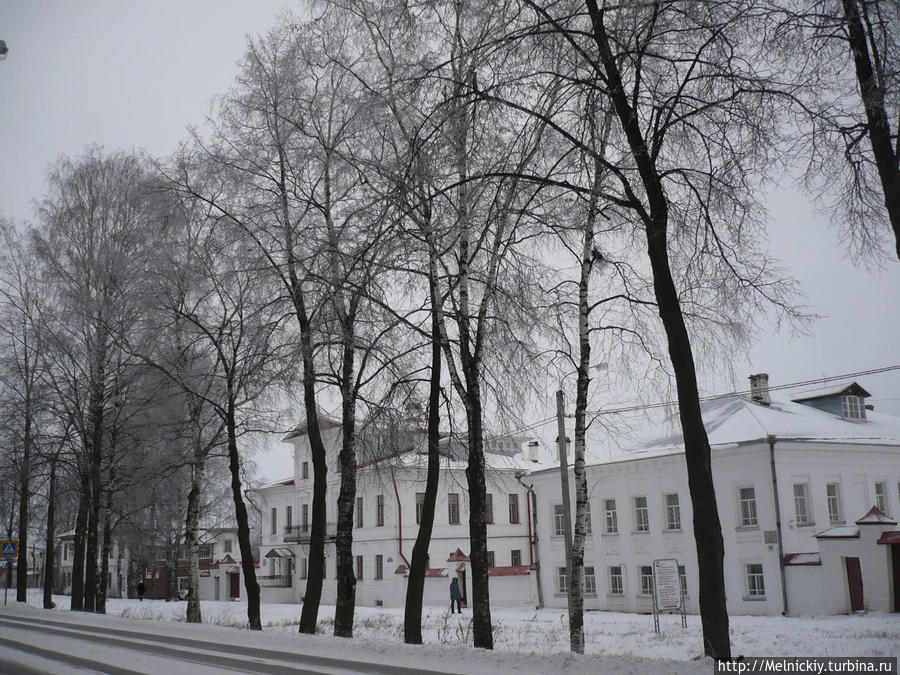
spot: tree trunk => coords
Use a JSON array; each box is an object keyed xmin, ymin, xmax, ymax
[
  {"xmin": 585, "ymin": 0, "xmax": 730, "ymax": 659},
  {"xmin": 463, "ymin": 376, "xmax": 493, "ymax": 650},
  {"xmin": 83, "ymin": 379, "xmax": 105, "ymax": 613},
  {"xmin": 333, "ymin": 326, "xmax": 358, "ymax": 638},
  {"xmin": 16, "ymin": 416, "xmax": 30, "ymax": 603},
  {"xmin": 841, "ymin": 0, "xmax": 900, "ymax": 261},
  {"xmin": 404, "ymin": 277, "xmax": 442, "ymax": 645},
  {"xmin": 298, "ymin": 326, "xmax": 328, "ymax": 635},
  {"xmin": 98, "ymin": 494, "xmax": 113, "ymax": 613},
  {"xmin": 184, "ymin": 448, "xmax": 205, "ymax": 623},
  {"xmin": 225, "ymin": 396, "xmax": 261, "ymax": 630},
  {"xmin": 70, "ymin": 478, "xmax": 89, "ymax": 611},
  {"xmin": 43, "ymin": 457, "xmax": 57, "ymax": 609}
]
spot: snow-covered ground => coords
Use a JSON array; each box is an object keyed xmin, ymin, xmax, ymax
[{"xmin": 21, "ymin": 590, "xmax": 899, "ymax": 662}]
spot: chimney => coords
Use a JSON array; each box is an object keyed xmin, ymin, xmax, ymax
[
  {"xmin": 555, "ymin": 436, "xmax": 572, "ymax": 457},
  {"xmin": 749, "ymin": 373, "xmax": 771, "ymax": 406},
  {"xmin": 527, "ymin": 440, "xmax": 539, "ymax": 463}
]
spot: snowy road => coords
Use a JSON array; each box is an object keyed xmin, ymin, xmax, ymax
[{"xmin": 0, "ymin": 609, "xmax": 456, "ymax": 674}]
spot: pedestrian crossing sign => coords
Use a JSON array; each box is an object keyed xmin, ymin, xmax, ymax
[{"xmin": 0, "ymin": 540, "xmax": 17, "ymax": 559}]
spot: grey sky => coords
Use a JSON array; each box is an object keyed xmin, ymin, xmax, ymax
[{"xmin": 2, "ymin": 1, "xmax": 899, "ymax": 482}]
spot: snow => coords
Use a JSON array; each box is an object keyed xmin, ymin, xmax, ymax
[
  {"xmin": 17, "ymin": 590, "xmax": 900, "ymax": 666},
  {"xmin": 854, "ymin": 506, "xmax": 897, "ymax": 525},
  {"xmin": 816, "ymin": 526, "xmax": 860, "ymax": 538}
]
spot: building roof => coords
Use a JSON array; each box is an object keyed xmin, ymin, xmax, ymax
[
  {"xmin": 855, "ymin": 505, "xmax": 897, "ymax": 525},
  {"xmin": 815, "ymin": 525, "xmax": 860, "ymax": 539},
  {"xmin": 783, "ymin": 552, "xmax": 821, "ymax": 566},
  {"xmin": 282, "ymin": 414, "xmax": 342, "ymax": 441},
  {"xmin": 447, "ymin": 548, "xmax": 470, "ymax": 562},
  {"xmin": 791, "ymin": 382, "xmax": 872, "ymax": 402},
  {"xmin": 876, "ymin": 531, "xmax": 900, "ymax": 545}
]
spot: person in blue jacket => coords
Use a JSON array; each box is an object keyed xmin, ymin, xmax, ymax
[{"xmin": 450, "ymin": 577, "xmax": 462, "ymax": 613}]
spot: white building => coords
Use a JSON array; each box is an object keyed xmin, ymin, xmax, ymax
[
  {"xmin": 257, "ymin": 419, "xmax": 544, "ymax": 608},
  {"xmin": 57, "ymin": 531, "xmax": 128, "ymax": 598},
  {"xmin": 530, "ymin": 376, "xmax": 900, "ymax": 616}
]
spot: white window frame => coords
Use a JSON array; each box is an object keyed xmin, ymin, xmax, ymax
[
  {"xmin": 678, "ymin": 565, "xmax": 687, "ymax": 597},
  {"xmin": 745, "ymin": 562, "xmax": 766, "ymax": 599},
  {"xmin": 584, "ymin": 566, "xmax": 596, "ymax": 595},
  {"xmin": 639, "ymin": 565, "xmax": 653, "ymax": 596},
  {"xmin": 557, "ymin": 566, "xmax": 568, "ymax": 594},
  {"xmin": 604, "ymin": 499, "xmax": 618, "ymax": 534},
  {"xmin": 609, "ymin": 566, "xmax": 624, "ymax": 595},
  {"xmin": 874, "ymin": 480, "xmax": 890, "ymax": 515},
  {"xmin": 738, "ymin": 486, "xmax": 758, "ymax": 528},
  {"xmin": 793, "ymin": 483, "xmax": 812, "ymax": 525},
  {"xmin": 664, "ymin": 493, "xmax": 681, "ymax": 530},
  {"xmin": 826, "ymin": 482, "xmax": 843, "ymax": 524},
  {"xmin": 375, "ymin": 554, "xmax": 383, "ymax": 580},
  {"xmin": 552, "ymin": 504, "xmax": 566, "ymax": 537},
  {"xmin": 633, "ymin": 496, "xmax": 649, "ymax": 532},
  {"xmin": 841, "ymin": 395, "xmax": 865, "ymax": 420}
]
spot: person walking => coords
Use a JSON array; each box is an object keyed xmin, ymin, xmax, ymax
[
  {"xmin": 449, "ymin": 577, "xmax": 462, "ymax": 614},
  {"xmin": 137, "ymin": 580, "xmax": 146, "ymax": 601}
]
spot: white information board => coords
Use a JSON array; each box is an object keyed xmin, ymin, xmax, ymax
[{"xmin": 653, "ymin": 558, "xmax": 682, "ymax": 611}]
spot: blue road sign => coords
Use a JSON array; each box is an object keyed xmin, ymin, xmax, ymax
[{"xmin": 0, "ymin": 540, "xmax": 18, "ymax": 559}]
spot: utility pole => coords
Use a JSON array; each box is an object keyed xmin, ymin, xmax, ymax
[{"xmin": 556, "ymin": 389, "xmax": 574, "ymax": 617}]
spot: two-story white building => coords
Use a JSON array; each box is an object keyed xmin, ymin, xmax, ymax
[
  {"xmin": 530, "ymin": 375, "xmax": 900, "ymax": 617},
  {"xmin": 257, "ymin": 419, "xmax": 548, "ymax": 608}
]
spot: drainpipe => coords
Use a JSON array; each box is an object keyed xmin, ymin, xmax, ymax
[
  {"xmin": 390, "ymin": 468, "xmax": 410, "ymax": 567},
  {"xmin": 768, "ymin": 435, "xmax": 789, "ymax": 615},
  {"xmin": 516, "ymin": 472, "xmax": 543, "ymax": 609}
]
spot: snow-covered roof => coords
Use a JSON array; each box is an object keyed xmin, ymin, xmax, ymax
[
  {"xmin": 815, "ymin": 525, "xmax": 860, "ymax": 539},
  {"xmin": 783, "ymin": 552, "xmax": 821, "ymax": 566},
  {"xmin": 855, "ymin": 505, "xmax": 897, "ymax": 525},
  {"xmin": 791, "ymin": 382, "xmax": 871, "ymax": 402}
]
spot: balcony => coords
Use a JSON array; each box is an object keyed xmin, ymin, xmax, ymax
[
  {"xmin": 258, "ymin": 574, "xmax": 293, "ymax": 588},
  {"xmin": 283, "ymin": 523, "xmax": 338, "ymax": 543}
]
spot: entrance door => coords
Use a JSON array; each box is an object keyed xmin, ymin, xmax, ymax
[
  {"xmin": 845, "ymin": 557, "xmax": 864, "ymax": 612},
  {"xmin": 459, "ymin": 570, "xmax": 468, "ymax": 608},
  {"xmin": 229, "ymin": 572, "xmax": 240, "ymax": 599},
  {"xmin": 891, "ymin": 545, "xmax": 900, "ymax": 612}
]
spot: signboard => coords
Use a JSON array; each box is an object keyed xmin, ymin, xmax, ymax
[
  {"xmin": 653, "ymin": 558, "xmax": 682, "ymax": 611},
  {"xmin": 0, "ymin": 540, "xmax": 18, "ymax": 560}
]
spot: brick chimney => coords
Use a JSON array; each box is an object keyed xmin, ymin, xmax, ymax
[{"xmin": 749, "ymin": 373, "xmax": 771, "ymax": 406}]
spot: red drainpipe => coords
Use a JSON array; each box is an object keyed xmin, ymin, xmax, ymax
[{"xmin": 390, "ymin": 468, "xmax": 411, "ymax": 567}]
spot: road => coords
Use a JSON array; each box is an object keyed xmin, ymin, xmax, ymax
[{"xmin": 0, "ymin": 607, "xmax": 459, "ymax": 674}]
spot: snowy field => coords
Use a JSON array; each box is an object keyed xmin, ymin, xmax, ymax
[{"xmin": 21, "ymin": 590, "xmax": 899, "ymax": 663}]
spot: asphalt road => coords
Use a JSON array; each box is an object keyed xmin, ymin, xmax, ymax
[{"xmin": 0, "ymin": 610, "xmax": 459, "ymax": 674}]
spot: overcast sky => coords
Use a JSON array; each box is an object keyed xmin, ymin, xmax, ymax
[{"xmin": 2, "ymin": 1, "xmax": 899, "ymax": 482}]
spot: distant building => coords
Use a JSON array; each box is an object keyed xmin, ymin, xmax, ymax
[{"xmin": 530, "ymin": 375, "xmax": 900, "ymax": 616}]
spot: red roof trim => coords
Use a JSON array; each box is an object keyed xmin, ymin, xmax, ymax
[
  {"xmin": 783, "ymin": 553, "xmax": 822, "ymax": 566},
  {"xmin": 447, "ymin": 548, "xmax": 470, "ymax": 562},
  {"xmin": 855, "ymin": 505, "xmax": 897, "ymax": 525},
  {"xmin": 876, "ymin": 531, "xmax": 900, "ymax": 545},
  {"xmin": 488, "ymin": 565, "xmax": 532, "ymax": 577}
]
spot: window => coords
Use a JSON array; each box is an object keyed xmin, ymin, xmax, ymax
[
  {"xmin": 633, "ymin": 496, "xmax": 649, "ymax": 532},
  {"xmin": 376, "ymin": 495, "xmax": 385, "ymax": 527},
  {"xmin": 664, "ymin": 493, "xmax": 681, "ymax": 530},
  {"xmin": 584, "ymin": 508, "xmax": 593, "ymax": 535},
  {"xmin": 356, "ymin": 497, "xmax": 364, "ymax": 528},
  {"xmin": 553, "ymin": 504, "xmax": 566, "ymax": 536},
  {"xmin": 875, "ymin": 481, "xmax": 889, "ymax": 515},
  {"xmin": 198, "ymin": 545, "xmax": 211, "ymax": 559},
  {"xmin": 487, "ymin": 551, "xmax": 495, "ymax": 567},
  {"xmin": 485, "ymin": 493, "xmax": 494, "ymax": 524},
  {"xmin": 416, "ymin": 493, "xmax": 425, "ymax": 525},
  {"xmin": 746, "ymin": 563, "xmax": 765, "ymax": 597},
  {"xmin": 375, "ymin": 555, "xmax": 383, "ymax": 580},
  {"xmin": 609, "ymin": 566, "xmax": 624, "ymax": 595},
  {"xmin": 302, "ymin": 461, "xmax": 309, "ymax": 479},
  {"xmin": 679, "ymin": 565, "xmax": 687, "ymax": 596},
  {"xmin": 511, "ymin": 549, "xmax": 522, "ymax": 567},
  {"xmin": 639, "ymin": 565, "xmax": 653, "ymax": 595},
  {"xmin": 302, "ymin": 504, "xmax": 309, "ymax": 531},
  {"xmin": 557, "ymin": 566, "xmax": 568, "ymax": 594},
  {"xmin": 271, "ymin": 507, "xmax": 278, "ymax": 535},
  {"xmin": 739, "ymin": 487, "xmax": 757, "ymax": 527},
  {"xmin": 842, "ymin": 395, "xmax": 865, "ymax": 420},
  {"xmin": 448, "ymin": 493, "xmax": 460, "ymax": 525},
  {"xmin": 793, "ymin": 483, "xmax": 810, "ymax": 525},
  {"xmin": 224, "ymin": 538, "xmax": 233, "ymax": 553},
  {"xmin": 584, "ymin": 566, "xmax": 596, "ymax": 595},
  {"xmin": 299, "ymin": 558, "xmax": 308, "ymax": 579},
  {"xmin": 826, "ymin": 483, "xmax": 843, "ymax": 523},
  {"xmin": 604, "ymin": 499, "xmax": 618, "ymax": 534},
  {"xmin": 508, "ymin": 494, "xmax": 520, "ymax": 524},
  {"xmin": 356, "ymin": 555, "xmax": 364, "ymax": 581}
]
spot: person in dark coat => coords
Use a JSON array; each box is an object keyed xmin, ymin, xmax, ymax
[
  {"xmin": 137, "ymin": 581, "xmax": 146, "ymax": 601},
  {"xmin": 449, "ymin": 577, "xmax": 462, "ymax": 614}
]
